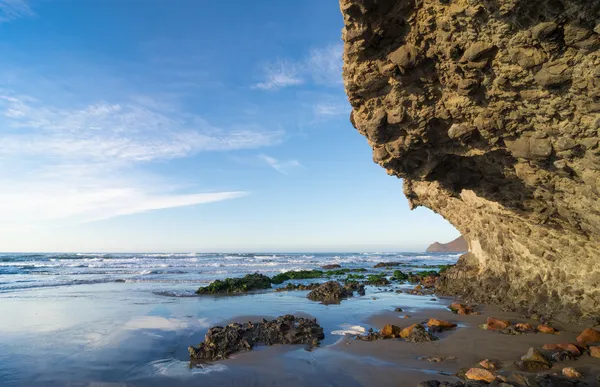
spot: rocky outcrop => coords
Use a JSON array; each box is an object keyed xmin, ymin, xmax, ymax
[
  {"xmin": 340, "ymin": 0, "xmax": 600, "ymax": 320},
  {"xmin": 188, "ymin": 315, "xmax": 324, "ymax": 361},
  {"xmin": 426, "ymin": 236, "xmax": 468, "ymax": 252},
  {"xmin": 306, "ymin": 281, "xmax": 357, "ymax": 303}
]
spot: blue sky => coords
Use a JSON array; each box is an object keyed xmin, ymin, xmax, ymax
[{"xmin": 0, "ymin": 0, "xmax": 459, "ymax": 252}]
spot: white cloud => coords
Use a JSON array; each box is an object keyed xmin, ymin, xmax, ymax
[
  {"xmin": 253, "ymin": 60, "xmax": 304, "ymax": 90},
  {"xmin": 0, "ymin": 95, "xmax": 282, "ymax": 162},
  {"xmin": 313, "ymin": 102, "xmax": 350, "ymax": 117},
  {"xmin": 0, "ymin": 0, "xmax": 34, "ymax": 23},
  {"xmin": 307, "ymin": 44, "xmax": 343, "ymax": 86},
  {"xmin": 259, "ymin": 154, "xmax": 302, "ymax": 175},
  {"xmin": 0, "ymin": 91, "xmax": 279, "ymax": 224},
  {"xmin": 253, "ymin": 43, "xmax": 343, "ymax": 91}
]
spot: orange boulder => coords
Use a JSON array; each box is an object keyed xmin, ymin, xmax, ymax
[
  {"xmin": 380, "ymin": 324, "xmax": 402, "ymax": 338},
  {"xmin": 478, "ymin": 359, "xmax": 497, "ymax": 370},
  {"xmin": 399, "ymin": 324, "xmax": 418, "ymax": 339},
  {"xmin": 427, "ymin": 318, "xmax": 457, "ymax": 330},
  {"xmin": 542, "ymin": 343, "xmax": 581, "ymax": 356},
  {"xmin": 590, "ymin": 346, "xmax": 600, "ymax": 358},
  {"xmin": 537, "ymin": 324, "xmax": 557, "ymax": 334},
  {"xmin": 514, "ymin": 323, "xmax": 535, "ymax": 332},
  {"xmin": 576, "ymin": 328, "xmax": 600, "ymax": 344},
  {"xmin": 486, "ymin": 317, "xmax": 510, "ymax": 330},
  {"xmin": 562, "ymin": 367, "xmax": 583, "ymax": 379},
  {"xmin": 465, "ymin": 368, "xmax": 496, "ymax": 383}
]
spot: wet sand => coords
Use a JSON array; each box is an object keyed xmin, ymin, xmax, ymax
[{"xmin": 2, "ymin": 281, "xmax": 600, "ymax": 386}]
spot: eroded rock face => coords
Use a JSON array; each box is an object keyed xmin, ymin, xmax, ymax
[{"xmin": 340, "ymin": 0, "xmax": 600, "ymax": 320}]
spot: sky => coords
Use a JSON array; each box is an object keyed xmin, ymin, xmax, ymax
[{"xmin": 0, "ymin": 0, "xmax": 459, "ymax": 252}]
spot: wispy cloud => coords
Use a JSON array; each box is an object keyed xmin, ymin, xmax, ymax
[
  {"xmin": 253, "ymin": 60, "xmax": 304, "ymax": 90},
  {"xmin": 307, "ymin": 45, "xmax": 344, "ymax": 86},
  {"xmin": 0, "ymin": 91, "xmax": 279, "ymax": 224},
  {"xmin": 313, "ymin": 101, "xmax": 350, "ymax": 117},
  {"xmin": 0, "ymin": 93, "xmax": 282, "ymax": 163},
  {"xmin": 0, "ymin": 0, "xmax": 34, "ymax": 23},
  {"xmin": 258, "ymin": 154, "xmax": 302, "ymax": 175},
  {"xmin": 253, "ymin": 43, "xmax": 342, "ymax": 91}
]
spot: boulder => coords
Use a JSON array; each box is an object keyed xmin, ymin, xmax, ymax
[
  {"xmin": 401, "ymin": 324, "xmax": 437, "ymax": 342},
  {"xmin": 196, "ymin": 273, "xmax": 272, "ymax": 294},
  {"xmin": 537, "ymin": 324, "xmax": 557, "ymax": 334},
  {"xmin": 576, "ymin": 328, "xmax": 600, "ymax": 344},
  {"xmin": 590, "ymin": 346, "xmax": 600, "ymax": 358},
  {"xmin": 427, "ymin": 318, "xmax": 457, "ymax": 331},
  {"xmin": 465, "ymin": 367, "xmax": 496, "ymax": 383},
  {"xmin": 380, "ymin": 324, "xmax": 402, "ymax": 338},
  {"xmin": 542, "ymin": 343, "xmax": 581, "ymax": 356},
  {"xmin": 188, "ymin": 315, "xmax": 324, "ymax": 361},
  {"xmin": 306, "ymin": 281, "xmax": 354, "ymax": 303},
  {"xmin": 321, "ymin": 264, "xmax": 341, "ymax": 270},
  {"xmin": 562, "ymin": 367, "xmax": 583, "ymax": 379},
  {"xmin": 521, "ymin": 347, "xmax": 551, "ymax": 366},
  {"xmin": 486, "ymin": 317, "xmax": 510, "ymax": 331},
  {"xmin": 478, "ymin": 359, "xmax": 497, "ymax": 370}
]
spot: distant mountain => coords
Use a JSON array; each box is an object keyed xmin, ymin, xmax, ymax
[{"xmin": 426, "ymin": 236, "xmax": 468, "ymax": 253}]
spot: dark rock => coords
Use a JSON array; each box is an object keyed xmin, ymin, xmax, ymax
[
  {"xmin": 275, "ymin": 283, "xmax": 321, "ymax": 292},
  {"xmin": 196, "ymin": 273, "xmax": 272, "ymax": 294},
  {"xmin": 405, "ymin": 324, "xmax": 438, "ymax": 342},
  {"xmin": 515, "ymin": 360, "xmax": 551, "ymax": 372},
  {"xmin": 188, "ymin": 315, "xmax": 324, "ymax": 361},
  {"xmin": 374, "ymin": 262, "xmax": 402, "ymax": 268},
  {"xmin": 306, "ymin": 281, "xmax": 354, "ymax": 303},
  {"xmin": 394, "ymin": 307, "xmax": 403, "ymax": 312},
  {"xmin": 321, "ymin": 264, "xmax": 341, "ymax": 270}
]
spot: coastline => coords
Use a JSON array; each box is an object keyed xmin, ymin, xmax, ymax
[{"xmin": 1, "ymin": 254, "xmax": 599, "ymax": 386}]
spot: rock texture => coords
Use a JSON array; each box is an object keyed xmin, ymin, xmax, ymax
[
  {"xmin": 188, "ymin": 315, "xmax": 324, "ymax": 361},
  {"xmin": 340, "ymin": 0, "xmax": 600, "ymax": 321},
  {"xmin": 426, "ymin": 236, "xmax": 468, "ymax": 252}
]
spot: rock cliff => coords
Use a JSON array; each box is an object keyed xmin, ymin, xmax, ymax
[
  {"xmin": 340, "ymin": 0, "xmax": 600, "ymax": 320},
  {"xmin": 426, "ymin": 236, "xmax": 468, "ymax": 252}
]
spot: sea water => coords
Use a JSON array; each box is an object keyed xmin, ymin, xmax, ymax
[{"xmin": 0, "ymin": 252, "xmax": 459, "ymax": 386}]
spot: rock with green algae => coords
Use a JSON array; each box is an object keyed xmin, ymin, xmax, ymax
[{"xmin": 195, "ymin": 273, "xmax": 272, "ymax": 294}]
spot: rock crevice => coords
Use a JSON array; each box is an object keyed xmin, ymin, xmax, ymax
[{"xmin": 340, "ymin": 0, "xmax": 600, "ymax": 320}]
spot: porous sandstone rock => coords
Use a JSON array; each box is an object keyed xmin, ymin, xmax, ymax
[{"xmin": 340, "ymin": 0, "xmax": 600, "ymax": 321}]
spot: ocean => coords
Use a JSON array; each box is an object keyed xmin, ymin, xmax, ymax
[{"xmin": 0, "ymin": 252, "xmax": 459, "ymax": 386}]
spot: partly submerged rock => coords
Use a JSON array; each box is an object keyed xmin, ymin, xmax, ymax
[
  {"xmin": 321, "ymin": 264, "xmax": 341, "ymax": 270},
  {"xmin": 482, "ymin": 317, "xmax": 510, "ymax": 331},
  {"xmin": 537, "ymin": 324, "xmax": 558, "ymax": 334},
  {"xmin": 188, "ymin": 315, "xmax": 324, "ymax": 361},
  {"xmin": 590, "ymin": 346, "xmax": 600, "ymax": 358},
  {"xmin": 195, "ymin": 273, "xmax": 272, "ymax": 294},
  {"xmin": 306, "ymin": 281, "xmax": 354, "ymax": 303},
  {"xmin": 542, "ymin": 343, "xmax": 581, "ymax": 356},
  {"xmin": 403, "ymin": 324, "xmax": 438, "ymax": 342},
  {"xmin": 380, "ymin": 324, "xmax": 402, "ymax": 338},
  {"xmin": 478, "ymin": 359, "xmax": 498, "ymax": 371},
  {"xmin": 521, "ymin": 347, "xmax": 551, "ymax": 366},
  {"xmin": 427, "ymin": 318, "xmax": 457, "ymax": 332}
]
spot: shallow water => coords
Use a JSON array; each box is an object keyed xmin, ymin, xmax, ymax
[{"xmin": 0, "ymin": 252, "xmax": 459, "ymax": 386}]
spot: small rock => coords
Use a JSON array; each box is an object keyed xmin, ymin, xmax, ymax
[
  {"xmin": 487, "ymin": 317, "xmax": 510, "ymax": 331},
  {"xmin": 394, "ymin": 307, "xmax": 403, "ymax": 312},
  {"xmin": 521, "ymin": 348, "xmax": 551, "ymax": 366},
  {"xmin": 576, "ymin": 328, "xmax": 600, "ymax": 344},
  {"xmin": 537, "ymin": 324, "xmax": 557, "ymax": 334},
  {"xmin": 562, "ymin": 367, "xmax": 583, "ymax": 379},
  {"xmin": 542, "ymin": 343, "xmax": 581, "ymax": 356},
  {"xmin": 590, "ymin": 346, "xmax": 600, "ymax": 358},
  {"xmin": 532, "ymin": 22, "xmax": 558, "ymax": 40},
  {"xmin": 479, "ymin": 359, "xmax": 498, "ymax": 370},
  {"xmin": 380, "ymin": 324, "xmax": 402, "ymax": 338},
  {"xmin": 427, "ymin": 318, "xmax": 457, "ymax": 331},
  {"xmin": 401, "ymin": 324, "xmax": 437, "ymax": 342},
  {"xmin": 321, "ymin": 264, "xmax": 341, "ymax": 270},
  {"xmin": 448, "ymin": 123, "xmax": 476, "ymax": 139},
  {"xmin": 514, "ymin": 323, "xmax": 536, "ymax": 333},
  {"xmin": 465, "ymin": 367, "xmax": 496, "ymax": 383},
  {"xmin": 515, "ymin": 360, "xmax": 551, "ymax": 372}
]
